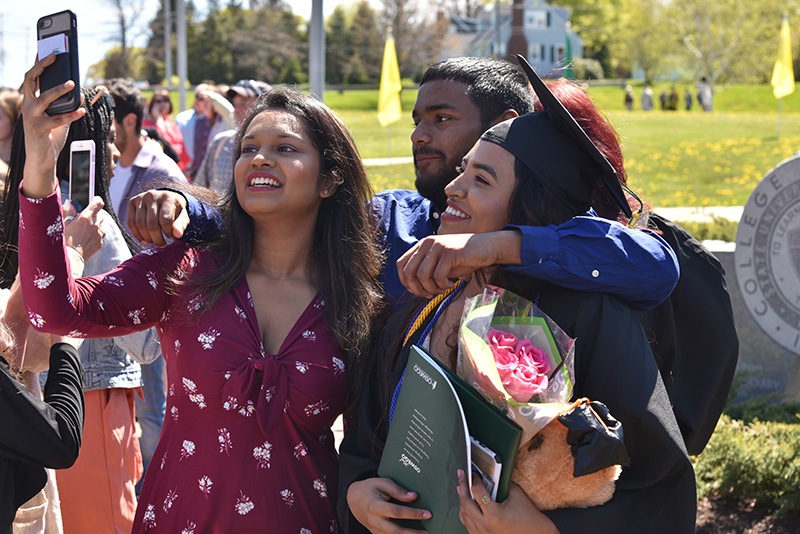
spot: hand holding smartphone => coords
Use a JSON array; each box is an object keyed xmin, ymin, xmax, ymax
[
  {"xmin": 69, "ymin": 140, "xmax": 95, "ymax": 209},
  {"xmin": 36, "ymin": 10, "xmax": 80, "ymax": 115}
]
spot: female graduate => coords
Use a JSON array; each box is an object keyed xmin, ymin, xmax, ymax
[
  {"xmin": 17, "ymin": 55, "xmax": 383, "ymax": 532},
  {"xmin": 338, "ymin": 58, "xmax": 696, "ymax": 534}
]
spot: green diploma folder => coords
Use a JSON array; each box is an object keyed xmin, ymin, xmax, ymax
[{"xmin": 378, "ymin": 345, "xmax": 523, "ymax": 534}]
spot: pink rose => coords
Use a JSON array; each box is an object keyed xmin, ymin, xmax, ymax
[
  {"xmin": 504, "ymin": 363, "xmax": 549, "ymax": 402},
  {"xmin": 515, "ymin": 338, "xmax": 551, "ymax": 375},
  {"xmin": 501, "ymin": 339, "xmax": 551, "ymax": 402},
  {"xmin": 488, "ymin": 329, "xmax": 519, "ymax": 381}
]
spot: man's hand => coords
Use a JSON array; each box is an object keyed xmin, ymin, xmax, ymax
[
  {"xmin": 397, "ymin": 231, "xmax": 523, "ymax": 298},
  {"xmin": 127, "ymin": 189, "xmax": 189, "ymax": 246},
  {"xmin": 63, "ymin": 198, "xmax": 106, "ymax": 262}
]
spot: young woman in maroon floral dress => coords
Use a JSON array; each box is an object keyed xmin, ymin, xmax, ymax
[{"xmin": 18, "ymin": 55, "xmax": 383, "ymax": 533}]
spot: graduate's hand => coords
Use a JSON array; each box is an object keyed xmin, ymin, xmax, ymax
[
  {"xmin": 347, "ymin": 477, "xmax": 430, "ymax": 534},
  {"xmin": 20, "ymin": 54, "xmax": 86, "ymax": 199},
  {"xmin": 457, "ymin": 470, "xmax": 560, "ymax": 534},
  {"xmin": 127, "ymin": 189, "xmax": 189, "ymax": 246},
  {"xmin": 397, "ymin": 231, "xmax": 522, "ymax": 298}
]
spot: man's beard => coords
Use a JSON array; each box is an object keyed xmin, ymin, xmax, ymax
[
  {"xmin": 414, "ymin": 167, "xmax": 457, "ymax": 212},
  {"xmin": 413, "ymin": 148, "xmax": 458, "ymax": 211}
]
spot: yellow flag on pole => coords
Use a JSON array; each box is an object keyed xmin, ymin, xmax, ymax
[
  {"xmin": 378, "ymin": 32, "xmax": 403, "ymax": 127},
  {"xmin": 772, "ymin": 16, "xmax": 795, "ymax": 99}
]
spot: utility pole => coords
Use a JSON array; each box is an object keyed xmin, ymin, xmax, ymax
[
  {"xmin": 165, "ymin": 0, "xmax": 173, "ymax": 87},
  {"xmin": 309, "ymin": 0, "xmax": 325, "ymax": 101},
  {"xmin": 177, "ymin": 0, "xmax": 187, "ymax": 110}
]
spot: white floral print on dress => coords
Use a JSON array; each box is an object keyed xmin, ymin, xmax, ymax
[
  {"xmin": 163, "ymin": 488, "xmax": 178, "ymax": 512},
  {"xmin": 46, "ymin": 217, "xmax": 62, "ymax": 241},
  {"xmin": 27, "ymin": 311, "xmax": 45, "ymax": 328},
  {"xmin": 160, "ymin": 452, "xmax": 167, "ymax": 470},
  {"xmin": 174, "ymin": 339, "xmax": 181, "ymax": 354},
  {"xmin": 103, "ymin": 275, "xmax": 124, "ymax": 287},
  {"xmin": 234, "ymin": 491, "xmax": 254, "ymax": 515},
  {"xmin": 293, "ymin": 442, "xmax": 308, "ymax": 459},
  {"xmin": 180, "ymin": 440, "xmax": 196, "ymax": 460},
  {"xmin": 238, "ymin": 400, "xmax": 255, "ymax": 417},
  {"xmin": 181, "ymin": 520, "xmax": 197, "ymax": 534},
  {"xmin": 304, "ymin": 400, "xmax": 329, "ymax": 417},
  {"xmin": 96, "ymin": 300, "xmax": 105, "ymax": 311},
  {"xmin": 332, "ymin": 356, "xmax": 345, "ymax": 375},
  {"xmin": 198, "ymin": 476, "xmax": 213, "ymax": 498},
  {"xmin": 67, "ymin": 330, "xmax": 85, "ymax": 338},
  {"xmin": 313, "ymin": 479, "xmax": 327, "ymax": 498},
  {"xmin": 146, "ymin": 271, "xmax": 158, "ymax": 289},
  {"xmin": 33, "ymin": 270, "xmax": 55, "ymax": 289},
  {"xmin": 218, "ymin": 428, "xmax": 232, "ymax": 455},
  {"xmin": 197, "ymin": 328, "xmax": 220, "ymax": 349},
  {"xmin": 128, "ymin": 307, "xmax": 145, "ymax": 325},
  {"xmin": 170, "ymin": 405, "xmax": 178, "ymax": 422},
  {"xmin": 223, "ymin": 396, "xmax": 238, "ymax": 411},
  {"xmin": 280, "ymin": 489, "xmax": 294, "ymax": 508},
  {"xmin": 300, "ymin": 528, "xmax": 312, "ymax": 534},
  {"xmin": 235, "ymin": 305, "xmax": 247, "ymax": 321},
  {"xmin": 302, "ymin": 330, "xmax": 317, "ymax": 342},
  {"xmin": 264, "ymin": 385, "xmax": 276, "ymax": 402},
  {"xmin": 295, "ymin": 361, "xmax": 310, "ymax": 374},
  {"xmin": 253, "ymin": 441, "xmax": 272, "ymax": 468},
  {"xmin": 187, "ymin": 295, "xmax": 204, "ymax": 312},
  {"xmin": 142, "ymin": 504, "xmax": 156, "ymax": 529}
]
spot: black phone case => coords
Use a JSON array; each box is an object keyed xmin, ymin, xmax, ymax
[{"xmin": 37, "ymin": 10, "xmax": 80, "ymax": 115}]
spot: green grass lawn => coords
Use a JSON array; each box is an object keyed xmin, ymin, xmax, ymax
[
  {"xmin": 150, "ymin": 84, "xmax": 800, "ymax": 208},
  {"xmin": 327, "ymin": 87, "xmax": 800, "ymax": 208}
]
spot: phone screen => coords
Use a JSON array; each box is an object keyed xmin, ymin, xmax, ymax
[{"xmin": 70, "ymin": 149, "xmax": 92, "ymax": 208}]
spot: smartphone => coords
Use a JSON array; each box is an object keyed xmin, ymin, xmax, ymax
[
  {"xmin": 69, "ymin": 140, "xmax": 95, "ymax": 209},
  {"xmin": 36, "ymin": 10, "xmax": 80, "ymax": 115}
]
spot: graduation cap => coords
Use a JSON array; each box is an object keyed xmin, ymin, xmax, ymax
[{"xmin": 480, "ymin": 55, "xmax": 632, "ymax": 218}]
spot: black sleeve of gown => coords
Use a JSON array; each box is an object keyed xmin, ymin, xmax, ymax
[
  {"xmin": 639, "ymin": 213, "xmax": 739, "ymax": 456},
  {"xmin": 338, "ymin": 310, "xmax": 409, "ymax": 534},
  {"xmin": 0, "ymin": 343, "xmax": 85, "ymax": 469},
  {"xmin": 543, "ymin": 292, "xmax": 697, "ymax": 534}
]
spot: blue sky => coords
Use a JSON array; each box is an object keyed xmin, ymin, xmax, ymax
[{"xmin": 0, "ymin": 1, "xmax": 353, "ymax": 88}]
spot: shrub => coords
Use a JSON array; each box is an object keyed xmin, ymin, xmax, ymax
[
  {"xmin": 693, "ymin": 415, "xmax": 800, "ymax": 516},
  {"xmin": 573, "ymin": 58, "xmax": 604, "ymax": 80},
  {"xmin": 674, "ymin": 216, "xmax": 738, "ymax": 242}
]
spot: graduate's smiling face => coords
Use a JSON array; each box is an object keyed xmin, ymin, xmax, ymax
[{"xmin": 438, "ymin": 140, "xmax": 516, "ymax": 235}]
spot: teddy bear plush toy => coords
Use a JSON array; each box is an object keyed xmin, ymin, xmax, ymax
[{"xmin": 511, "ymin": 398, "xmax": 630, "ymax": 511}]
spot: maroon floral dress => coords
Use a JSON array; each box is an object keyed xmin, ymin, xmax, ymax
[{"xmin": 19, "ymin": 190, "xmax": 347, "ymax": 533}]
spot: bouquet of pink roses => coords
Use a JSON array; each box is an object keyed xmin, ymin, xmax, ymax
[{"xmin": 457, "ymin": 285, "xmax": 575, "ymax": 444}]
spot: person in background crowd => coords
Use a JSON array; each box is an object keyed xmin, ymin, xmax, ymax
[
  {"xmin": 175, "ymin": 83, "xmax": 231, "ymax": 178},
  {"xmin": 640, "ymin": 83, "xmax": 654, "ymax": 111},
  {"xmin": 0, "ymin": 89, "xmax": 22, "ymax": 165},
  {"xmin": 624, "ymin": 84, "xmax": 634, "ymax": 111},
  {"xmin": 143, "ymin": 89, "xmax": 190, "ymax": 172},
  {"xmin": 194, "ymin": 79, "xmax": 271, "ymax": 195}
]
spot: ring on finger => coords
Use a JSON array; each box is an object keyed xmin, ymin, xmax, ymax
[
  {"xmin": 479, "ymin": 495, "xmax": 491, "ymax": 506},
  {"xmin": 63, "ymin": 215, "xmax": 75, "ymax": 223}
]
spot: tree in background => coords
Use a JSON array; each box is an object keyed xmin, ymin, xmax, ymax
[
  {"xmin": 669, "ymin": 0, "xmax": 798, "ymax": 85},
  {"xmin": 107, "ymin": 0, "xmax": 147, "ymax": 79},
  {"xmin": 611, "ymin": 0, "xmax": 669, "ymax": 82},
  {"xmin": 381, "ymin": 0, "xmax": 444, "ymax": 80},
  {"xmin": 551, "ymin": 0, "xmax": 625, "ymax": 77}
]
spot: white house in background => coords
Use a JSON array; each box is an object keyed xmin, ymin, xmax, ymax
[{"xmin": 439, "ymin": 0, "xmax": 583, "ymax": 77}]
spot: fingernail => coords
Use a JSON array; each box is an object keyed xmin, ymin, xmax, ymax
[
  {"xmin": 406, "ymin": 491, "xmax": 416, "ymax": 497},
  {"xmin": 456, "ymin": 486, "xmax": 460, "ymax": 495},
  {"xmin": 422, "ymin": 511, "xmax": 432, "ymax": 519},
  {"xmin": 457, "ymin": 469, "xmax": 464, "ymax": 477}
]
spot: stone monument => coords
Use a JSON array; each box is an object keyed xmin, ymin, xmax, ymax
[{"xmin": 735, "ymin": 153, "xmax": 800, "ymax": 401}]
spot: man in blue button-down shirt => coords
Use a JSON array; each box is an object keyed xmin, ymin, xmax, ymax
[{"xmin": 124, "ymin": 57, "xmax": 678, "ymax": 312}]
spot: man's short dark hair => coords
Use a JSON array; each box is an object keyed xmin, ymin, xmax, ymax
[
  {"xmin": 106, "ymin": 78, "xmax": 147, "ymax": 132},
  {"xmin": 420, "ymin": 57, "xmax": 535, "ymax": 130}
]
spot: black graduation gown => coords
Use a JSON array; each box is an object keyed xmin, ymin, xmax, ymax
[
  {"xmin": 640, "ymin": 213, "xmax": 739, "ymax": 456},
  {"xmin": 0, "ymin": 343, "xmax": 85, "ymax": 529},
  {"xmin": 337, "ymin": 283, "xmax": 697, "ymax": 534}
]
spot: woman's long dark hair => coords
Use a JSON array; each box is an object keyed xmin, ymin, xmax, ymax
[
  {"xmin": 177, "ymin": 88, "xmax": 384, "ymax": 388},
  {"xmin": 0, "ymin": 86, "xmax": 136, "ymax": 289}
]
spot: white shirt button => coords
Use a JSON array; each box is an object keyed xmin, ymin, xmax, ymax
[
  {"xmin": 591, "ymin": 269, "xmax": 600, "ymax": 278},
  {"xmin": 432, "ymin": 212, "xmax": 440, "ymax": 219}
]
